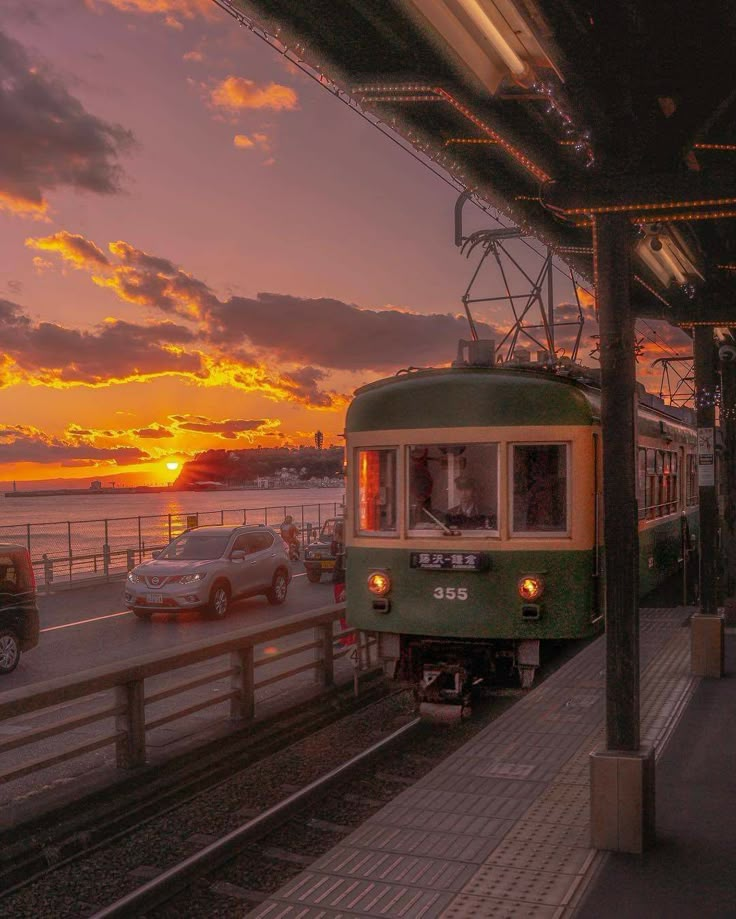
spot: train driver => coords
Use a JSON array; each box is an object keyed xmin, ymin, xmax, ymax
[{"xmin": 445, "ymin": 475, "xmax": 495, "ymax": 529}]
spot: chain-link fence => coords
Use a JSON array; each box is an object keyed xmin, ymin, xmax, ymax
[{"xmin": 0, "ymin": 501, "xmax": 343, "ymax": 588}]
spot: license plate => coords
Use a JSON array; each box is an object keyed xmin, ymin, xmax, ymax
[
  {"xmin": 146, "ymin": 593, "xmax": 164, "ymax": 604},
  {"xmin": 320, "ymin": 560, "xmax": 334, "ymax": 569}
]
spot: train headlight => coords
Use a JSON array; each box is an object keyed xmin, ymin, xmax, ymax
[
  {"xmin": 518, "ymin": 575, "xmax": 544, "ymax": 601},
  {"xmin": 367, "ymin": 571, "xmax": 391, "ymax": 596}
]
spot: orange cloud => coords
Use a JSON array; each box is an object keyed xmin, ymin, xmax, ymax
[
  {"xmin": 233, "ymin": 134, "xmax": 255, "ymax": 149},
  {"xmin": 0, "ymin": 189, "xmax": 49, "ymax": 219},
  {"xmin": 26, "ymin": 231, "xmax": 110, "ymax": 268},
  {"xmin": 183, "ymin": 50, "xmax": 204, "ymax": 62},
  {"xmin": 211, "ymin": 77, "xmax": 298, "ymax": 112},
  {"xmin": 87, "ymin": 0, "xmax": 213, "ymax": 21}
]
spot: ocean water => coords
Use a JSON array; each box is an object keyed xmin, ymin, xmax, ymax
[{"xmin": 0, "ymin": 486, "xmax": 345, "ymax": 570}]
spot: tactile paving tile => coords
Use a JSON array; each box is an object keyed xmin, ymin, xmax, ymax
[
  {"xmin": 441, "ymin": 893, "xmax": 564, "ymax": 918},
  {"xmin": 310, "ymin": 846, "xmax": 477, "ymax": 890},
  {"xmin": 367, "ymin": 806, "xmax": 516, "ymax": 839},
  {"xmin": 484, "ymin": 837, "xmax": 595, "ymax": 875},
  {"xmin": 518, "ymin": 795, "xmax": 589, "ymax": 827},
  {"xmin": 346, "ymin": 824, "xmax": 500, "ymax": 863},
  {"xmin": 460, "ymin": 864, "xmax": 578, "ymax": 906},
  {"xmin": 250, "ymin": 874, "xmax": 455, "ymax": 917},
  {"xmin": 510, "ymin": 819, "xmax": 590, "ymax": 849}
]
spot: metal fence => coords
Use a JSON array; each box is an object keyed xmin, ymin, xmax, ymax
[{"xmin": 0, "ymin": 501, "xmax": 343, "ymax": 588}]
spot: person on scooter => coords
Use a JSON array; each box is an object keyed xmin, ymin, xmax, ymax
[{"xmin": 280, "ymin": 515, "xmax": 300, "ymax": 560}]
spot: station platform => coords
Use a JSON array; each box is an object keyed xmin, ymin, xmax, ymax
[{"xmin": 249, "ymin": 608, "xmax": 735, "ymax": 918}]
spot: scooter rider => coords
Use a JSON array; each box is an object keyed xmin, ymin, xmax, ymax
[{"xmin": 280, "ymin": 515, "xmax": 300, "ymax": 559}]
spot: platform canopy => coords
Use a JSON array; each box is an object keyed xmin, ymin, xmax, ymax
[{"xmin": 229, "ymin": 0, "xmax": 736, "ymax": 330}]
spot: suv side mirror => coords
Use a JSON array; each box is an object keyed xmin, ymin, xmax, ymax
[
  {"xmin": 231, "ymin": 549, "xmax": 246, "ymax": 561},
  {"xmin": 151, "ymin": 550, "xmax": 161, "ymax": 559}
]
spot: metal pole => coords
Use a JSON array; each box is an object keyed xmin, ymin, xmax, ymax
[
  {"xmin": 138, "ymin": 517, "xmax": 142, "ymax": 563},
  {"xmin": 720, "ymin": 354, "xmax": 736, "ymax": 602},
  {"xmin": 67, "ymin": 521, "xmax": 73, "ymax": 581},
  {"xmin": 596, "ymin": 212, "xmax": 640, "ymax": 752},
  {"xmin": 694, "ymin": 326, "xmax": 719, "ymax": 614}
]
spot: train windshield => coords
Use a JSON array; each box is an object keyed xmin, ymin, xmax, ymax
[
  {"xmin": 511, "ymin": 444, "xmax": 568, "ymax": 534},
  {"xmin": 408, "ymin": 443, "xmax": 498, "ymax": 534}
]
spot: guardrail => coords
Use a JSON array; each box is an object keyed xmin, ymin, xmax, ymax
[
  {"xmin": 0, "ymin": 604, "xmax": 378, "ymax": 787},
  {"xmin": 0, "ymin": 501, "xmax": 343, "ymax": 589}
]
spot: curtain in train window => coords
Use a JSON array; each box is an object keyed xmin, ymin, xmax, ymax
[
  {"xmin": 356, "ymin": 449, "xmax": 397, "ymax": 534},
  {"xmin": 512, "ymin": 444, "xmax": 568, "ymax": 534}
]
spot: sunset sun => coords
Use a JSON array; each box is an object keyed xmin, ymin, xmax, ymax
[{"xmin": 166, "ymin": 461, "xmax": 179, "ymax": 471}]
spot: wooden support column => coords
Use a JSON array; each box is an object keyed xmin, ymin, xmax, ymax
[
  {"xmin": 720, "ymin": 352, "xmax": 736, "ymax": 623},
  {"xmin": 590, "ymin": 213, "xmax": 654, "ymax": 854},
  {"xmin": 597, "ymin": 213, "xmax": 640, "ymax": 752},
  {"xmin": 691, "ymin": 326, "xmax": 725, "ymax": 675}
]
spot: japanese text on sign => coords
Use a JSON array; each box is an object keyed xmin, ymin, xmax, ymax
[{"xmin": 410, "ymin": 551, "xmax": 490, "ymax": 571}]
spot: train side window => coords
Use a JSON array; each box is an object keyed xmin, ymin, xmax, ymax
[
  {"xmin": 356, "ymin": 448, "xmax": 397, "ymax": 535},
  {"xmin": 511, "ymin": 444, "xmax": 568, "ymax": 535}
]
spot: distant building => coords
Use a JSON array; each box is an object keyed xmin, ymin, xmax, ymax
[{"xmin": 90, "ymin": 480, "xmax": 102, "ymax": 491}]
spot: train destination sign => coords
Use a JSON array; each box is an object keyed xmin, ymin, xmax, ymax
[{"xmin": 410, "ymin": 551, "xmax": 490, "ymax": 571}]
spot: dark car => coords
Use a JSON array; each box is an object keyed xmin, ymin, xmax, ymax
[
  {"xmin": 0, "ymin": 544, "xmax": 40, "ymax": 674},
  {"xmin": 124, "ymin": 524, "xmax": 291, "ymax": 620},
  {"xmin": 304, "ymin": 517, "xmax": 343, "ymax": 583}
]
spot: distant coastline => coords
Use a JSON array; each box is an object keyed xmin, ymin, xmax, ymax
[
  {"xmin": 3, "ymin": 485, "xmax": 170, "ymax": 498},
  {"xmin": 3, "ymin": 482, "xmax": 343, "ymax": 499}
]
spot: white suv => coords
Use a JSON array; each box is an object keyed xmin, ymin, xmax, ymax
[{"xmin": 124, "ymin": 525, "xmax": 291, "ymax": 620}]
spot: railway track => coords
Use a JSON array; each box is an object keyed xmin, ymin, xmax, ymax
[{"xmin": 0, "ymin": 683, "xmax": 523, "ymax": 919}]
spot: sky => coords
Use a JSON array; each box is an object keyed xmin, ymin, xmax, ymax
[{"xmin": 0, "ymin": 0, "xmax": 692, "ymax": 488}]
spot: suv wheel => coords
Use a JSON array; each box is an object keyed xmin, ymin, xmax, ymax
[
  {"xmin": 306, "ymin": 569, "xmax": 322, "ymax": 584},
  {"xmin": 267, "ymin": 569, "xmax": 288, "ymax": 605},
  {"xmin": 133, "ymin": 609, "xmax": 152, "ymax": 621},
  {"xmin": 208, "ymin": 581, "xmax": 230, "ymax": 619},
  {"xmin": 0, "ymin": 629, "xmax": 20, "ymax": 675}
]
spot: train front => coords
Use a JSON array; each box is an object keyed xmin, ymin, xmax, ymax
[{"xmin": 344, "ymin": 355, "xmax": 601, "ymax": 710}]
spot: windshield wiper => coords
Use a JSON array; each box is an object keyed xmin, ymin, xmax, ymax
[{"xmin": 421, "ymin": 506, "xmax": 460, "ymax": 536}]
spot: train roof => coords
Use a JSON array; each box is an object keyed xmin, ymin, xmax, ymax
[{"xmin": 347, "ymin": 365, "xmax": 695, "ymax": 438}]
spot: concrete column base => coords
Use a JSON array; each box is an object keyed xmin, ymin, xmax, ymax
[
  {"xmin": 691, "ymin": 613, "xmax": 725, "ymax": 677},
  {"xmin": 590, "ymin": 746, "xmax": 655, "ymax": 853}
]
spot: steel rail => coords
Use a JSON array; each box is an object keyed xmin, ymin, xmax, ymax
[{"xmin": 90, "ymin": 715, "xmax": 422, "ymax": 918}]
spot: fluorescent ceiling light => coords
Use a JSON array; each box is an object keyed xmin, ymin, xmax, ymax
[
  {"xmin": 636, "ymin": 225, "xmax": 704, "ymax": 287},
  {"xmin": 404, "ymin": 0, "xmax": 556, "ymax": 94}
]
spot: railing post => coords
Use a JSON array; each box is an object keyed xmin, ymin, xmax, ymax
[
  {"xmin": 43, "ymin": 554, "xmax": 53, "ymax": 587},
  {"xmin": 126, "ymin": 548, "xmax": 135, "ymax": 571},
  {"xmin": 138, "ymin": 516, "xmax": 142, "ymax": 562},
  {"xmin": 115, "ymin": 679, "xmax": 146, "ymax": 769},
  {"xmin": 230, "ymin": 646, "xmax": 255, "ymax": 721},
  {"xmin": 320, "ymin": 623, "xmax": 334, "ymax": 688},
  {"xmin": 168, "ymin": 514, "xmax": 172, "ymax": 543},
  {"xmin": 67, "ymin": 521, "xmax": 72, "ymax": 581},
  {"xmin": 220, "ymin": 509, "xmax": 224, "ymax": 524},
  {"xmin": 26, "ymin": 523, "xmax": 31, "ymax": 552},
  {"xmin": 103, "ymin": 520, "xmax": 110, "ymax": 577}
]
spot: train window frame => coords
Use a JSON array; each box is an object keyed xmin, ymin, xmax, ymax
[
  {"xmin": 509, "ymin": 441, "xmax": 571, "ymax": 538},
  {"xmin": 639, "ymin": 444, "xmax": 681, "ymax": 520},
  {"xmin": 355, "ymin": 447, "xmax": 399, "ymax": 537},
  {"xmin": 405, "ymin": 442, "xmax": 500, "ymax": 538}
]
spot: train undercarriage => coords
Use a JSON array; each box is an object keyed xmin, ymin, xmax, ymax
[{"xmin": 391, "ymin": 635, "xmax": 541, "ymax": 716}]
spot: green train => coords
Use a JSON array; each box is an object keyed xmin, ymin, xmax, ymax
[{"xmin": 344, "ymin": 342, "xmax": 697, "ymax": 708}]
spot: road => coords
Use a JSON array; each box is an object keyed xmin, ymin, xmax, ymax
[{"xmin": 4, "ymin": 564, "xmax": 338, "ymax": 691}]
